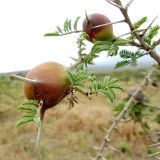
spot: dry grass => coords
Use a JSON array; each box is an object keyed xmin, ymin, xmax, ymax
[{"xmin": 0, "ymin": 72, "xmax": 160, "ymax": 160}]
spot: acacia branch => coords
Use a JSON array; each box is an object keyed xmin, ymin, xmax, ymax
[
  {"xmin": 141, "ymin": 15, "xmax": 158, "ymax": 37},
  {"xmin": 92, "ymin": 67, "xmax": 155, "ymax": 160},
  {"xmin": 114, "ymin": 0, "xmax": 160, "ymax": 64}
]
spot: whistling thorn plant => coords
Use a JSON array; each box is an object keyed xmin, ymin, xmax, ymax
[{"xmin": 13, "ymin": 0, "xmax": 160, "ymax": 159}]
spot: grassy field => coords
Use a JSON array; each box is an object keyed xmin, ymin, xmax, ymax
[{"xmin": 0, "ymin": 69, "xmax": 160, "ymax": 160}]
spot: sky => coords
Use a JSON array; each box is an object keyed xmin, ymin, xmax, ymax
[{"xmin": 0, "ymin": 0, "xmax": 160, "ymax": 73}]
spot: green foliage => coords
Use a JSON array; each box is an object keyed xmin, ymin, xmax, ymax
[
  {"xmin": 154, "ymin": 113, "xmax": 160, "ymax": 124},
  {"xmin": 44, "ymin": 16, "xmax": 81, "ymax": 36},
  {"xmin": 67, "ymin": 64, "xmax": 122, "ymax": 102},
  {"xmin": 76, "ymin": 33, "xmax": 87, "ymax": 57},
  {"xmin": 91, "ymin": 39, "xmax": 128, "ymax": 56},
  {"xmin": 114, "ymin": 93, "xmax": 160, "ymax": 126},
  {"xmin": 71, "ymin": 32, "xmax": 99, "ymax": 66},
  {"xmin": 91, "ymin": 41, "xmax": 117, "ymax": 55},
  {"xmin": 20, "ymin": 99, "xmax": 39, "ymax": 107},
  {"xmin": 81, "ymin": 39, "xmax": 128, "ymax": 66},
  {"xmin": 147, "ymin": 25, "xmax": 160, "ymax": 39},
  {"xmin": 16, "ymin": 116, "xmax": 34, "ymax": 128},
  {"xmin": 152, "ymin": 38, "xmax": 160, "ymax": 48},
  {"xmin": 144, "ymin": 25, "xmax": 160, "ymax": 45},
  {"xmin": 16, "ymin": 100, "xmax": 40, "ymax": 127},
  {"xmin": 128, "ymin": 16, "xmax": 148, "ymax": 40},
  {"xmin": 120, "ymin": 144, "xmax": 130, "ymax": 154},
  {"xmin": 71, "ymin": 35, "xmax": 129, "ymax": 67},
  {"xmin": 67, "ymin": 64, "xmax": 94, "ymax": 88},
  {"xmin": 113, "ymin": 97, "xmax": 129, "ymax": 115},
  {"xmin": 90, "ymin": 76, "xmax": 123, "ymax": 102},
  {"xmin": 115, "ymin": 60, "xmax": 131, "ymax": 69},
  {"xmin": 115, "ymin": 49, "xmax": 147, "ymax": 69},
  {"xmin": 83, "ymin": 51, "xmax": 99, "ymax": 66},
  {"xmin": 133, "ymin": 16, "xmax": 148, "ymax": 29},
  {"xmin": 128, "ymin": 103, "xmax": 143, "ymax": 121}
]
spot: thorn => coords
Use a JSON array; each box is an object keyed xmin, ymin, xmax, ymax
[
  {"xmin": 91, "ymin": 19, "xmax": 125, "ymax": 29},
  {"xmin": 108, "ymin": 144, "xmax": 121, "ymax": 152},
  {"xmin": 147, "ymin": 151, "xmax": 160, "ymax": 157},
  {"xmin": 93, "ymin": 146, "xmax": 100, "ymax": 151},
  {"xmin": 70, "ymin": 56, "xmax": 78, "ymax": 62},
  {"xmin": 101, "ymin": 156, "xmax": 107, "ymax": 160},
  {"xmin": 85, "ymin": 10, "xmax": 90, "ymax": 25},
  {"xmin": 104, "ymin": 137, "xmax": 110, "ymax": 142},
  {"xmin": 103, "ymin": 128, "xmax": 108, "ymax": 132},
  {"xmin": 125, "ymin": 0, "xmax": 134, "ymax": 9},
  {"xmin": 141, "ymin": 15, "xmax": 159, "ymax": 37},
  {"xmin": 11, "ymin": 74, "xmax": 37, "ymax": 85},
  {"xmin": 150, "ymin": 143, "xmax": 160, "ymax": 147}
]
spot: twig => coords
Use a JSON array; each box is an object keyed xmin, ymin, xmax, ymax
[
  {"xmin": 144, "ymin": 103, "xmax": 160, "ymax": 110},
  {"xmin": 115, "ymin": 0, "xmax": 160, "ymax": 64},
  {"xmin": 68, "ymin": 61, "xmax": 82, "ymax": 70},
  {"xmin": 147, "ymin": 151, "xmax": 160, "ymax": 158},
  {"xmin": 108, "ymin": 144, "xmax": 121, "ymax": 152},
  {"xmin": 140, "ymin": 120, "xmax": 156, "ymax": 144},
  {"xmin": 75, "ymin": 87, "xmax": 91, "ymax": 99},
  {"xmin": 141, "ymin": 15, "xmax": 158, "ymax": 37},
  {"xmin": 150, "ymin": 143, "xmax": 160, "ymax": 147},
  {"xmin": 105, "ymin": 0, "xmax": 124, "ymax": 9},
  {"xmin": 92, "ymin": 67, "xmax": 155, "ymax": 160}
]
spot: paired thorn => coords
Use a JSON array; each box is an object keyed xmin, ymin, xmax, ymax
[{"xmin": 11, "ymin": 74, "xmax": 37, "ymax": 85}]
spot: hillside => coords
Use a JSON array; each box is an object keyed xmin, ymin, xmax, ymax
[{"xmin": 0, "ymin": 69, "xmax": 160, "ymax": 160}]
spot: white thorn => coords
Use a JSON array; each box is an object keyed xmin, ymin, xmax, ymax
[{"xmin": 11, "ymin": 74, "xmax": 37, "ymax": 84}]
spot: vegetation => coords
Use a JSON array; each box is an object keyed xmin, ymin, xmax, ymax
[
  {"xmin": 0, "ymin": 70, "xmax": 160, "ymax": 160},
  {"xmin": 2, "ymin": 0, "xmax": 160, "ymax": 159}
]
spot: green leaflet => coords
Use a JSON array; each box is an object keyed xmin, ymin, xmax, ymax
[{"xmin": 44, "ymin": 16, "xmax": 81, "ymax": 36}]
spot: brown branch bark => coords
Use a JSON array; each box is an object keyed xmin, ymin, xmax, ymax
[{"xmin": 115, "ymin": 0, "xmax": 160, "ymax": 64}]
